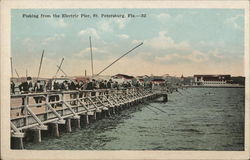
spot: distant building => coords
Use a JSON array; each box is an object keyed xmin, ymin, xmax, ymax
[
  {"xmin": 193, "ymin": 75, "xmax": 232, "ymax": 86},
  {"xmin": 150, "ymin": 78, "xmax": 165, "ymax": 84},
  {"xmin": 73, "ymin": 76, "xmax": 90, "ymax": 82},
  {"xmin": 111, "ymin": 74, "xmax": 135, "ymax": 83}
]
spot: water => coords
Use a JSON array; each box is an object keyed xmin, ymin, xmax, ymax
[{"xmin": 25, "ymin": 88, "xmax": 245, "ymax": 150}]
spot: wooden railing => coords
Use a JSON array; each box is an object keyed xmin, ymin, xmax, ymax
[{"xmin": 10, "ymin": 87, "xmax": 154, "ymax": 137}]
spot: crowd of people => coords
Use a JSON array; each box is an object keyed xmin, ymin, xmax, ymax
[
  {"xmin": 11, "ymin": 77, "xmax": 152, "ymax": 95},
  {"xmin": 11, "ymin": 77, "xmax": 153, "ymax": 115}
]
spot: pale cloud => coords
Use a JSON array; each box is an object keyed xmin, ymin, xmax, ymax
[
  {"xmin": 98, "ymin": 19, "xmax": 130, "ymax": 32},
  {"xmin": 225, "ymin": 14, "xmax": 244, "ymax": 31},
  {"xmin": 98, "ymin": 20, "xmax": 113, "ymax": 32},
  {"xmin": 155, "ymin": 50, "xmax": 208, "ymax": 64},
  {"xmin": 117, "ymin": 34, "xmax": 129, "ymax": 39},
  {"xmin": 42, "ymin": 34, "xmax": 65, "ymax": 45},
  {"xmin": 78, "ymin": 28, "xmax": 100, "ymax": 39},
  {"xmin": 132, "ymin": 39, "xmax": 141, "ymax": 44},
  {"xmin": 22, "ymin": 38, "xmax": 33, "ymax": 45},
  {"xmin": 199, "ymin": 40, "xmax": 225, "ymax": 47},
  {"xmin": 186, "ymin": 50, "xmax": 208, "ymax": 63},
  {"xmin": 114, "ymin": 19, "xmax": 129, "ymax": 29},
  {"xmin": 74, "ymin": 47, "xmax": 107, "ymax": 58},
  {"xmin": 22, "ymin": 37, "xmax": 36, "ymax": 52},
  {"xmin": 51, "ymin": 19, "xmax": 68, "ymax": 28},
  {"xmin": 156, "ymin": 13, "xmax": 171, "ymax": 20},
  {"xmin": 155, "ymin": 53, "xmax": 183, "ymax": 63},
  {"xmin": 146, "ymin": 31, "xmax": 190, "ymax": 50},
  {"xmin": 154, "ymin": 48, "xmax": 227, "ymax": 65},
  {"xmin": 208, "ymin": 49, "xmax": 225, "ymax": 59}
]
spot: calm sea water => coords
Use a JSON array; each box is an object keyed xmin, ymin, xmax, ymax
[{"xmin": 25, "ymin": 88, "xmax": 245, "ymax": 150}]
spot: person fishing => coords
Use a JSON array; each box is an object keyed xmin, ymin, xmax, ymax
[
  {"xmin": 33, "ymin": 80, "xmax": 44, "ymax": 107},
  {"xmin": 106, "ymin": 79, "xmax": 113, "ymax": 98},
  {"xmin": 91, "ymin": 79, "xmax": 97, "ymax": 96},
  {"xmin": 78, "ymin": 80, "xmax": 84, "ymax": 99},
  {"xmin": 69, "ymin": 80, "xmax": 77, "ymax": 105},
  {"xmin": 19, "ymin": 77, "xmax": 33, "ymax": 115},
  {"xmin": 10, "ymin": 80, "xmax": 15, "ymax": 94},
  {"xmin": 48, "ymin": 80, "xmax": 61, "ymax": 108}
]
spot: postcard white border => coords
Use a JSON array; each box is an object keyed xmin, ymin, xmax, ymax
[{"xmin": 1, "ymin": 0, "xmax": 249, "ymax": 160}]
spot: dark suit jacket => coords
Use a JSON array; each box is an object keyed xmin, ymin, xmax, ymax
[{"xmin": 19, "ymin": 82, "xmax": 32, "ymax": 92}]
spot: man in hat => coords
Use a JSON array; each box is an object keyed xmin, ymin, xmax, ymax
[
  {"xmin": 91, "ymin": 79, "xmax": 97, "ymax": 96},
  {"xmin": 69, "ymin": 80, "xmax": 77, "ymax": 105},
  {"xmin": 106, "ymin": 79, "xmax": 113, "ymax": 98},
  {"xmin": 33, "ymin": 80, "xmax": 44, "ymax": 107},
  {"xmin": 107, "ymin": 79, "xmax": 112, "ymax": 89},
  {"xmin": 19, "ymin": 77, "xmax": 33, "ymax": 115}
]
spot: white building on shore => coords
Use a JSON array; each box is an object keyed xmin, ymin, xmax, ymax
[{"xmin": 193, "ymin": 75, "xmax": 232, "ymax": 86}]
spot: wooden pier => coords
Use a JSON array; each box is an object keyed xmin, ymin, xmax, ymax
[{"xmin": 10, "ymin": 87, "xmax": 162, "ymax": 149}]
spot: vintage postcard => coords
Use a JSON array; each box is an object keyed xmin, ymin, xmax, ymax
[{"xmin": 1, "ymin": 0, "xmax": 249, "ymax": 160}]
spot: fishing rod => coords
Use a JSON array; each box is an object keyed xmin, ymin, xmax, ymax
[
  {"xmin": 55, "ymin": 58, "xmax": 64, "ymax": 78},
  {"xmin": 95, "ymin": 42, "xmax": 143, "ymax": 76},
  {"xmin": 89, "ymin": 36, "xmax": 94, "ymax": 76},
  {"xmin": 26, "ymin": 69, "xmax": 28, "ymax": 77},
  {"xmin": 175, "ymin": 89, "xmax": 183, "ymax": 95},
  {"xmin": 145, "ymin": 103, "xmax": 167, "ymax": 113},
  {"xmin": 56, "ymin": 65, "xmax": 68, "ymax": 77},
  {"xmin": 15, "ymin": 69, "xmax": 20, "ymax": 78},
  {"xmin": 144, "ymin": 105, "xmax": 159, "ymax": 114},
  {"xmin": 56, "ymin": 64, "xmax": 81, "ymax": 87},
  {"xmin": 37, "ymin": 50, "xmax": 45, "ymax": 81}
]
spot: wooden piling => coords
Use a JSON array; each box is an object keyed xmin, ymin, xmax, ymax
[
  {"xmin": 112, "ymin": 107, "xmax": 116, "ymax": 115},
  {"xmin": 93, "ymin": 112, "xmax": 97, "ymax": 121},
  {"xmin": 11, "ymin": 137, "xmax": 24, "ymax": 149},
  {"xmin": 76, "ymin": 119, "xmax": 81, "ymax": 129},
  {"xmin": 163, "ymin": 94, "xmax": 168, "ymax": 102},
  {"xmin": 106, "ymin": 109, "xmax": 111, "ymax": 117},
  {"xmin": 51, "ymin": 123, "xmax": 60, "ymax": 137},
  {"xmin": 96, "ymin": 112, "xmax": 102, "ymax": 120},
  {"xmin": 100, "ymin": 111, "xmax": 106, "ymax": 118},
  {"xmin": 83, "ymin": 114, "xmax": 89, "ymax": 125},
  {"xmin": 33, "ymin": 129, "xmax": 42, "ymax": 143},
  {"xmin": 66, "ymin": 119, "xmax": 72, "ymax": 133}
]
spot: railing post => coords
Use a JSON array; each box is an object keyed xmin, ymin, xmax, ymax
[
  {"xmin": 45, "ymin": 94, "xmax": 49, "ymax": 120},
  {"xmin": 24, "ymin": 95, "xmax": 28, "ymax": 126},
  {"xmin": 61, "ymin": 92, "xmax": 65, "ymax": 115},
  {"xmin": 76, "ymin": 91, "xmax": 79, "ymax": 112}
]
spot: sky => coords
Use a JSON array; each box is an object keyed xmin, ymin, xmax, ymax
[{"xmin": 11, "ymin": 8, "xmax": 245, "ymax": 78}]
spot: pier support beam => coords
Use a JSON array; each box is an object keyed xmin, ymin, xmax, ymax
[
  {"xmin": 72, "ymin": 118, "xmax": 81, "ymax": 129},
  {"xmin": 96, "ymin": 112, "xmax": 102, "ymax": 120},
  {"xmin": 81, "ymin": 114, "xmax": 89, "ymax": 127},
  {"xmin": 111, "ymin": 107, "xmax": 116, "ymax": 115},
  {"xmin": 93, "ymin": 112, "xmax": 97, "ymax": 121},
  {"xmin": 65, "ymin": 119, "xmax": 72, "ymax": 133},
  {"xmin": 105, "ymin": 109, "xmax": 111, "ymax": 117},
  {"xmin": 101, "ymin": 110, "xmax": 106, "ymax": 118},
  {"xmin": 51, "ymin": 123, "xmax": 60, "ymax": 138},
  {"xmin": 162, "ymin": 94, "xmax": 168, "ymax": 102},
  {"xmin": 33, "ymin": 129, "xmax": 42, "ymax": 143},
  {"xmin": 11, "ymin": 137, "xmax": 24, "ymax": 149}
]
